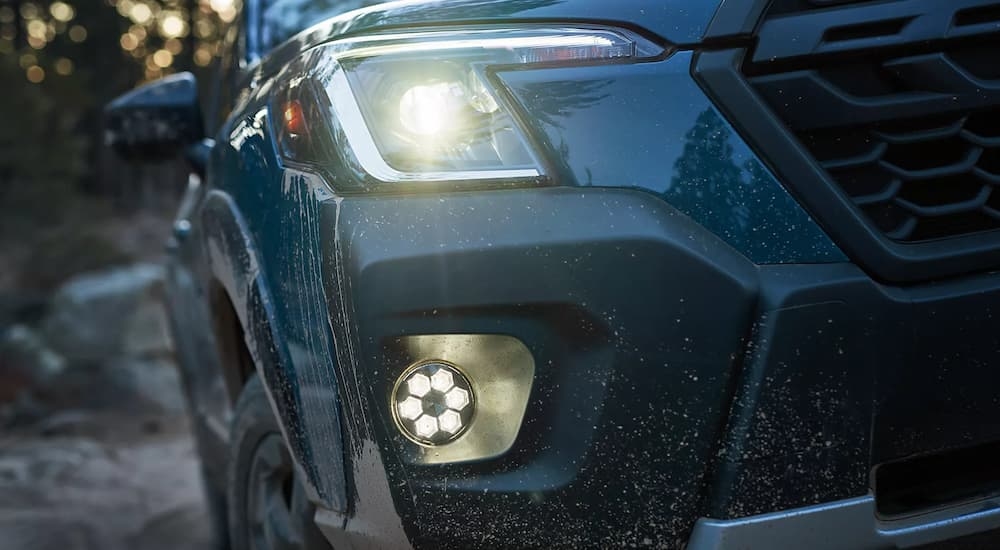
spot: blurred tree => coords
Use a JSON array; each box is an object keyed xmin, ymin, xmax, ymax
[
  {"xmin": 0, "ymin": 0, "xmax": 239, "ymax": 288},
  {"xmin": 0, "ymin": 0, "xmax": 240, "ymax": 199},
  {"xmin": 0, "ymin": 52, "xmax": 88, "ymax": 229}
]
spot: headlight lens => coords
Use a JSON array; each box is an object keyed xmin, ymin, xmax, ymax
[
  {"xmin": 338, "ymin": 53, "xmax": 539, "ymax": 177},
  {"xmin": 274, "ymin": 27, "xmax": 644, "ymax": 190}
]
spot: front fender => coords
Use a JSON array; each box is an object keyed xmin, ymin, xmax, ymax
[{"xmin": 200, "ymin": 189, "xmax": 348, "ymax": 511}]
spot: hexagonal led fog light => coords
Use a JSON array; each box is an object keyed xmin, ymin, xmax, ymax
[{"xmin": 392, "ymin": 362, "xmax": 475, "ymax": 446}]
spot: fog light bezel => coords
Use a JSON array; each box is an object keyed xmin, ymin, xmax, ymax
[{"xmin": 385, "ymin": 334, "xmax": 536, "ymax": 465}]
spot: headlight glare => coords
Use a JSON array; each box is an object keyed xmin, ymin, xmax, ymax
[{"xmin": 275, "ymin": 27, "xmax": 644, "ymax": 190}]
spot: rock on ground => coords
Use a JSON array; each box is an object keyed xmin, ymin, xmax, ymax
[
  {"xmin": 0, "ymin": 414, "xmax": 216, "ymax": 550},
  {"xmin": 0, "ymin": 325, "xmax": 66, "ymax": 402},
  {"xmin": 41, "ymin": 263, "xmax": 172, "ymax": 363},
  {"xmin": 0, "ymin": 263, "xmax": 216, "ymax": 550}
]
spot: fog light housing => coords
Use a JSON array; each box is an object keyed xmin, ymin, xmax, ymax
[{"xmin": 392, "ymin": 362, "xmax": 475, "ymax": 446}]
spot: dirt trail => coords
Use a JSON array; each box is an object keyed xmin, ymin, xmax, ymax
[{"xmin": 0, "ymin": 412, "xmax": 215, "ymax": 550}]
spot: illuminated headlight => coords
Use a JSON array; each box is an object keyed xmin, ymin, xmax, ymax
[
  {"xmin": 273, "ymin": 27, "xmax": 649, "ymax": 189},
  {"xmin": 392, "ymin": 362, "xmax": 475, "ymax": 446}
]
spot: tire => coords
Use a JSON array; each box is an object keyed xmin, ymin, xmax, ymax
[{"xmin": 227, "ymin": 376, "xmax": 331, "ymax": 550}]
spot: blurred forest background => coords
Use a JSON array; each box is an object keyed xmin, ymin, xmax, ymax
[
  {"xmin": 0, "ymin": 0, "xmax": 238, "ymax": 300},
  {"xmin": 0, "ymin": 2, "xmax": 241, "ymax": 546}
]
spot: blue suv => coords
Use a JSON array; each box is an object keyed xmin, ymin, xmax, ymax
[{"xmin": 105, "ymin": 0, "xmax": 1000, "ymax": 548}]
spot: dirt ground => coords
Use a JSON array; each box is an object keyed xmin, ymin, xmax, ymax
[{"xmin": 0, "ymin": 410, "xmax": 216, "ymax": 550}]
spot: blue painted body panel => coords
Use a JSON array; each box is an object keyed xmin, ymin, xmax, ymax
[
  {"xmin": 499, "ymin": 52, "xmax": 845, "ymax": 264},
  {"xmin": 207, "ymin": 93, "xmax": 348, "ymax": 510}
]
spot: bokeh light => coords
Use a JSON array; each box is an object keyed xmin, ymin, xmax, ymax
[
  {"xmin": 26, "ymin": 19, "xmax": 46, "ymax": 40},
  {"xmin": 158, "ymin": 12, "xmax": 185, "ymax": 38},
  {"xmin": 209, "ymin": 0, "xmax": 233, "ymax": 11},
  {"xmin": 164, "ymin": 38, "xmax": 182, "ymax": 55},
  {"xmin": 49, "ymin": 2, "xmax": 75, "ymax": 22},
  {"xmin": 19, "ymin": 53, "xmax": 37, "ymax": 69},
  {"xmin": 129, "ymin": 3, "xmax": 152, "ymax": 24},
  {"xmin": 116, "ymin": 0, "xmax": 135, "ymax": 18},
  {"xmin": 209, "ymin": 0, "xmax": 237, "ymax": 22},
  {"xmin": 120, "ymin": 32, "xmax": 139, "ymax": 51},
  {"xmin": 26, "ymin": 65, "xmax": 45, "ymax": 83},
  {"xmin": 194, "ymin": 45, "xmax": 212, "ymax": 66},
  {"xmin": 4, "ymin": 0, "xmax": 240, "ymax": 84},
  {"xmin": 152, "ymin": 48, "xmax": 173, "ymax": 68},
  {"xmin": 54, "ymin": 58, "xmax": 74, "ymax": 76},
  {"xmin": 68, "ymin": 25, "xmax": 87, "ymax": 42},
  {"xmin": 19, "ymin": 3, "xmax": 39, "ymax": 20}
]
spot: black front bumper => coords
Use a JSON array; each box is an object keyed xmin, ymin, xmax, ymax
[{"xmin": 321, "ymin": 187, "xmax": 1000, "ymax": 548}]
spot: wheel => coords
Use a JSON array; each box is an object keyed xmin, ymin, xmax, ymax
[{"xmin": 227, "ymin": 376, "xmax": 331, "ymax": 550}]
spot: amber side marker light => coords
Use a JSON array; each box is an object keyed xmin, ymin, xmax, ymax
[{"xmin": 283, "ymin": 99, "xmax": 306, "ymax": 135}]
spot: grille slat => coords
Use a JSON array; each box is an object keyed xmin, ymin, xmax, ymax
[
  {"xmin": 874, "ymin": 118, "xmax": 966, "ymax": 145},
  {"xmin": 884, "ymin": 52, "xmax": 1000, "ymax": 94},
  {"xmin": 963, "ymin": 131, "xmax": 1000, "ymax": 148},
  {"xmin": 855, "ymin": 179, "xmax": 903, "ymax": 205},
  {"xmin": 745, "ymin": 0, "xmax": 1000, "ymax": 243},
  {"xmin": 752, "ymin": 0, "xmax": 1000, "ymax": 65},
  {"xmin": 879, "ymin": 148, "xmax": 983, "ymax": 181},
  {"xmin": 752, "ymin": 64, "xmax": 1000, "ymax": 132},
  {"xmin": 820, "ymin": 144, "xmax": 887, "ymax": 170},
  {"xmin": 894, "ymin": 186, "xmax": 992, "ymax": 217}
]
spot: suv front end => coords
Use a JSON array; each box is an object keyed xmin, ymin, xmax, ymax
[{"xmin": 110, "ymin": 0, "xmax": 1000, "ymax": 547}]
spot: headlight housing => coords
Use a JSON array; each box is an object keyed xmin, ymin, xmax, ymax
[{"xmin": 273, "ymin": 26, "xmax": 657, "ymax": 192}]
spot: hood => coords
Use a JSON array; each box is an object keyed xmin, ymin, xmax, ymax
[{"xmin": 261, "ymin": 0, "xmax": 722, "ymax": 75}]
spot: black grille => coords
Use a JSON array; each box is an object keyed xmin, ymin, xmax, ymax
[
  {"xmin": 767, "ymin": 0, "xmax": 876, "ymax": 16},
  {"xmin": 743, "ymin": 0, "xmax": 1000, "ymax": 243}
]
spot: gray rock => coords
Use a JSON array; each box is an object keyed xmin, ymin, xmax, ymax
[
  {"xmin": 34, "ymin": 358, "xmax": 186, "ymax": 416},
  {"xmin": 0, "ymin": 291, "xmax": 48, "ymax": 330},
  {"xmin": 103, "ymin": 357, "xmax": 187, "ymax": 415},
  {"xmin": 0, "ymin": 435, "xmax": 213, "ymax": 550},
  {"xmin": 0, "ymin": 438, "xmax": 106, "ymax": 487},
  {"xmin": 41, "ymin": 264, "xmax": 173, "ymax": 363},
  {"xmin": 0, "ymin": 517, "xmax": 95, "ymax": 550},
  {"xmin": 0, "ymin": 392, "xmax": 47, "ymax": 429},
  {"xmin": 122, "ymin": 294, "xmax": 173, "ymax": 358},
  {"xmin": 36, "ymin": 410, "xmax": 104, "ymax": 438},
  {"xmin": 0, "ymin": 325, "xmax": 66, "ymax": 402}
]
